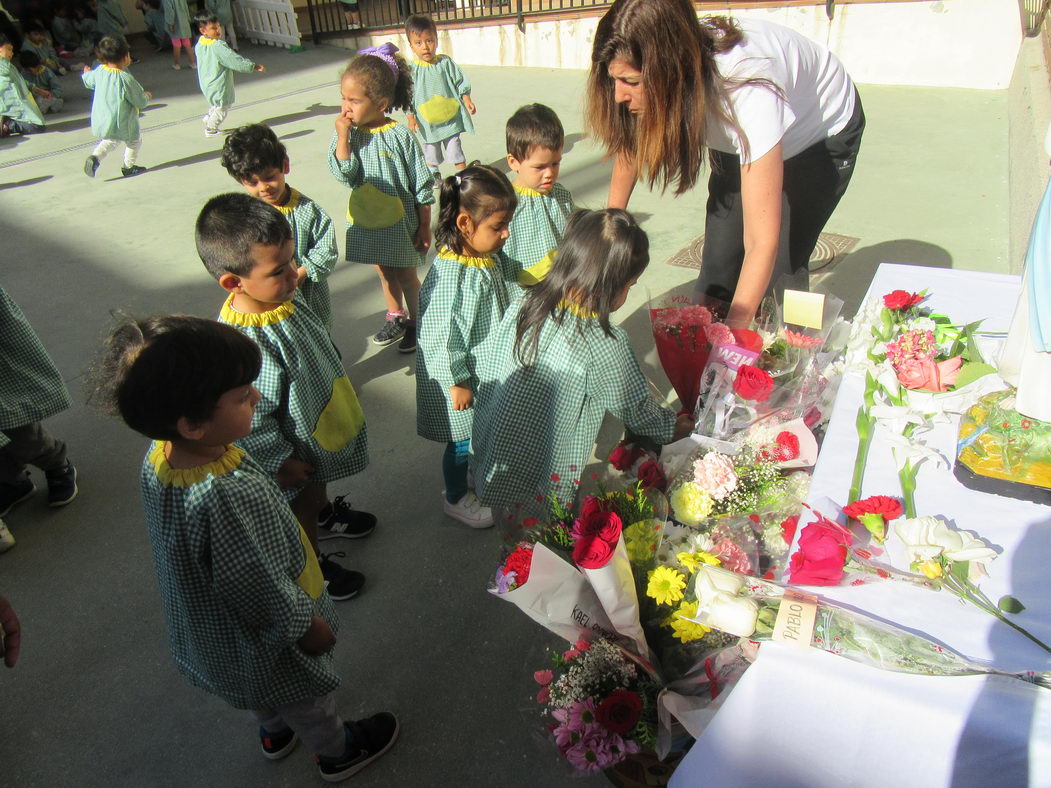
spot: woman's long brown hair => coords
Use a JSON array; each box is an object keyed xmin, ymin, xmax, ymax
[{"xmin": 587, "ymin": 0, "xmax": 755, "ymax": 195}]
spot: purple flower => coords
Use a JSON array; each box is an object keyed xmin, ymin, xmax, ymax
[
  {"xmin": 494, "ymin": 568, "xmax": 516, "ymax": 594},
  {"xmin": 565, "ymin": 699, "xmax": 598, "ymax": 729}
]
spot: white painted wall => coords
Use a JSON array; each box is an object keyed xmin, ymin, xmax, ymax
[{"xmin": 363, "ymin": 0, "xmax": 1023, "ymax": 89}]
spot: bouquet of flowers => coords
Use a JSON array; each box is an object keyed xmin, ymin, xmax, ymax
[{"xmin": 685, "ymin": 565, "xmax": 1051, "ymax": 687}]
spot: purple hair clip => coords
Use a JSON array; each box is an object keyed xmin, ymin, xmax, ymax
[{"xmin": 357, "ymin": 42, "xmax": 400, "ymax": 77}]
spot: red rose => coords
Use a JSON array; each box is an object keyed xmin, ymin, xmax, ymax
[
  {"xmin": 609, "ymin": 442, "xmax": 645, "ymax": 471},
  {"xmin": 503, "ymin": 545, "xmax": 534, "ymax": 586},
  {"xmin": 573, "ymin": 533, "xmax": 616, "ymax": 569},
  {"xmin": 732, "ymin": 364, "xmax": 774, "ymax": 402},
  {"xmin": 883, "ymin": 290, "xmax": 924, "ymax": 311},
  {"xmin": 596, "ymin": 690, "xmax": 643, "ymax": 735},
  {"xmin": 637, "ymin": 459, "xmax": 667, "ymax": 491},
  {"xmin": 788, "ymin": 522, "xmax": 850, "ymax": 585},
  {"xmin": 774, "ymin": 431, "xmax": 800, "ymax": 461},
  {"xmin": 803, "ymin": 406, "xmax": 822, "ymax": 429},
  {"xmin": 780, "ymin": 515, "xmax": 799, "ymax": 545},
  {"xmin": 843, "ymin": 495, "xmax": 903, "ymax": 522}
]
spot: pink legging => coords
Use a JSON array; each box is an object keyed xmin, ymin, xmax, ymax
[{"xmin": 170, "ymin": 36, "xmax": 190, "ymax": 46}]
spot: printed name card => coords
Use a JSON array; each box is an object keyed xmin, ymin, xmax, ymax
[
  {"xmin": 783, "ymin": 290, "xmax": 826, "ymax": 331},
  {"xmin": 712, "ymin": 342, "xmax": 760, "ymax": 372},
  {"xmin": 771, "ymin": 591, "xmax": 818, "ymax": 647}
]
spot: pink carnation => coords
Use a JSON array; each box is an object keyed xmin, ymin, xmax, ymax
[
  {"xmin": 692, "ymin": 453, "xmax": 739, "ymax": 500},
  {"xmin": 714, "ymin": 537, "xmax": 753, "ymax": 574},
  {"xmin": 706, "ymin": 322, "xmax": 734, "ymax": 347}
]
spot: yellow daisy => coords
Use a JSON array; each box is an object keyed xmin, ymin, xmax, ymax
[{"xmin": 647, "ymin": 566, "xmax": 686, "ymax": 606}]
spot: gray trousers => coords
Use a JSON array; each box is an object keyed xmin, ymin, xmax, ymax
[
  {"xmin": 0, "ymin": 422, "xmax": 67, "ymax": 485},
  {"xmin": 251, "ymin": 691, "xmax": 346, "ymax": 758}
]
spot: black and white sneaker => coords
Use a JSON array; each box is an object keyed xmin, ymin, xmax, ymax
[
  {"xmin": 316, "ymin": 713, "xmax": 399, "ymax": 782},
  {"xmin": 319, "ymin": 552, "xmax": 365, "ymax": 601},
  {"xmin": 372, "ymin": 316, "xmax": 405, "ymax": 346},
  {"xmin": 318, "ymin": 496, "xmax": 376, "ymax": 541}
]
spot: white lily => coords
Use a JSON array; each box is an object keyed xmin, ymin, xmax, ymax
[
  {"xmin": 893, "ymin": 516, "xmax": 998, "ymax": 565},
  {"xmin": 883, "ymin": 431, "xmax": 949, "ymax": 470},
  {"xmin": 870, "ymin": 401, "xmax": 930, "ymax": 435}
]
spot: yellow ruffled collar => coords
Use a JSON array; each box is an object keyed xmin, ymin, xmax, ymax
[
  {"xmin": 558, "ymin": 299, "xmax": 600, "ymax": 319},
  {"xmin": 365, "ymin": 119, "xmax": 397, "ymax": 134},
  {"xmin": 438, "ymin": 248, "xmax": 493, "ymax": 268},
  {"xmin": 149, "ymin": 441, "xmax": 245, "ymax": 487},
  {"xmin": 101, "ymin": 64, "xmax": 123, "ymax": 73},
  {"xmin": 514, "ymin": 184, "xmax": 546, "ymax": 198},
  {"xmin": 198, "ymin": 36, "xmax": 217, "ymax": 45},
  {"xmin": 273, "ymin": 187, "xmax": 300, "ymax": 214},
  {"xmin": 220, "ymin": 293, "xmax": 295, "ymax": 326},
  {"xmin": 412, "ymin": 55, "xmax": 444, "ymax": 67}
]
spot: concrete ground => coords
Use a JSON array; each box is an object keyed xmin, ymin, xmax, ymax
[{"xmin": 0, "ymin": 38, "xmax": 1015, "ymax": 786}]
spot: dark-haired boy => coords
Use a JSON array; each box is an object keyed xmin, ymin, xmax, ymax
[
  {"xmin": 195, "ymin": 11, "xmax": 264, "ymax": 137},
  {"xmin": 197, "ymin": 193, "xmax": 377, "ymax": 596},
  {"xmin": 21, "ymin": 24, "xmax": 75, "ymax": 74},
  {"xmin": 502, "ymin": 103, "xmax": 574, "ymax": 285},
  {"xmin": 221, "ymin": 123, "xmax": 337, "ymax": 329},
  {"xmin": 0, "ymin": 35, "xmax": 45, "ymax": 136},
  {"xmin": 18, "ymin": 51, "xmax": 63, "ymax": 114},
  {"xmin": 403, "ymin": 14, "xmax": 475, "ymax": 181},
  {"xmin": 82, "ymin": 34, "xmax": 151, "ymax": 177}
]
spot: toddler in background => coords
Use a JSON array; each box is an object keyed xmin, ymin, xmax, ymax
[
  {"xmin": 51, "ymin": 5, "xmax": 92, "ymax": 58},
  {"xmin": 222, "ymin": 123, "xmax": 338, "ymax": 329},
  {"xmin": 205, "ymin": 0, "xmax": 237, "ymax": 49},
  {"xmin": 95, "ymin": 0, "xmax": 128, "ymax": 41},
  {"xmin": 21, "ymin": 24, "xmax": 74, "ymax": 73},
  {"xmin": 163, "ymin": 0, "xmax": 194, "ymax": 69},
  {"xmin": 198, "ymin": 193, "xmax": 377, "ymax": 595},
  {"xmin": 82, "ymin": 34, "xmax": 150, "ymax": 178},
  {"xmin": 416, "ymin": 166, "xmax": 518, "ymax": 529},
  {"xmin": 142, "ymin": 0, "xmax": 169, "ymax": 52},
  {"xmin": 17, "ymin": 51, "xmax": 63, "ymax": 114},
  {"xmin": 195, "ymin": 11, "xmax": 264, "ymax": 137},
  {"xmin": 404, "ymin": 14, "xmax": 475, "ymax": 182},
  {"xmin": 91, "ymin": 314, "xmax": 398, "ymax": 782},
  {"xmin": 0, "ymin": 35, "xmax": 46, "ymax": 136},
  {"xmin": 328, "ymin": 44, "xmax": 433, "ymax": 353},
  {"xmin": 503, "ymin": 103, "xmax": 575, "ymax": 286},
  {"xmin": 472, "ymin": 209, "xmax": 694, "ymax": 530}
]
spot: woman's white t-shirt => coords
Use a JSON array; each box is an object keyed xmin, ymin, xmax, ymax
[{"xmin": 705, "ymin": 18, "xmax": 856, "ymax": 164}]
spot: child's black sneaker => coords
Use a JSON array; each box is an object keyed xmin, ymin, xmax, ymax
[
  {"xmin": 397, "ymin": 321, "xmax": 416, "ymax": 353},
  {"xmin": 259, "ymin": 726, "xmax": 299, "ymax": 760},
  {"xmin": 319, "ymin": 552, "xmax": 365, "ymax": 601},
  {"xmin": 44, "ymin": 461, "xmax": 78, "ymax": 507},
  {"xmin": 318, "ymin": 496, "xmax": 376, "ymax": 541},
  {"xmin": 316, "ymin": 713, "xmax": 399, "ymax": 783},
  {"xmin": 0, "ymin": 473, "xmax": 36, "ymax": 517},
  {"xmin": 372, "ymin": 316, "xmax": 405, "ymax": 346},
  {"xmin": 84, "ymin": 155, "xmax": 100, "ymax": 177},
  {"xmin": 121, "ymin": 165, "xmax": 147, "ymax": 177}
]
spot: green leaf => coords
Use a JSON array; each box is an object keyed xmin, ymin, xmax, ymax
[
  {"xmin": 954, "ymin": 361, "xmax": 996, "ymax": 389},
  {"xmin": 998, "ymin": 595, "xmax": 1026, "ymax": 614}
]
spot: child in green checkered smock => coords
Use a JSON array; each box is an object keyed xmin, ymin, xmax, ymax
[
  {"xmin": 82, "ymin": 36, "xmax": 152, "ymax": 178},
  {"xmin": 502, "ymin": 104, "xmax": 575, "ymax": 287},
  {"xmin": 472, "ymin": 209, "xmax": 693, "ymax": 531},
  {"xmin": 416, "ymin": 166, "xmax": 518, "ymax": 529},
  {"xmin": 328, "ymin": 44, "xmax": 434, "ymax": 353},
  {"xmin": 404, "ymin": 15, "xmax": 476, "ymax": 181},
  {"xmin": 195, "ymin": 13, "xmax": 264, "ymax": 136},
  {"xmin": 199, "ymin": 192, "xmax": 376, "ymax": 605},
  {"xmin": 94, "ymin": 315, "xmax": 399, "ymax": 778},
  {"xmin": 222, "ymin": 124, "xmax": 338, "ymax": 329}
]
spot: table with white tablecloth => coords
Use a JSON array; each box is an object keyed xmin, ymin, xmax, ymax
[{"xmin": 671, "ymin": 264, "xmax": 1051, "ymax": 788}]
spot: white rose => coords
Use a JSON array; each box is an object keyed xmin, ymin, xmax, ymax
[
  {"xmin": 695, "ymin": 564, "xmax": 747, "ymax": 601},
  {"xmin": 700, "ymin": 593, "xmax": 759, "ymax": 638}
]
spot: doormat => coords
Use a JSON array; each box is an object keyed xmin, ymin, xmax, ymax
[{"xmin": 666, "ymin": 232, "xmax": 860, "ymax": 275}]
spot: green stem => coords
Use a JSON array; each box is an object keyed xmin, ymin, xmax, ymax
[
  {"xmin": 897, "ymin": 423, "xmax": 919, "ymax": 518},
  {"xmin": 943, "ymin": 574, "xmax": 1051, "ymax": 654},
  {"xmin": 849, "ymin": 373, "xmax": 879, "ymax": 503}
]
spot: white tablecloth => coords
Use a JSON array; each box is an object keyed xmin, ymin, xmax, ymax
[{"xmin": 672, "ymin": 265, "xmax": 1051, "ymax": 787}]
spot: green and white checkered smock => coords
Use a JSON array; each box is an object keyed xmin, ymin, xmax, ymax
[
  {"xmin": 327, "ymin": 123, "xmax": 434, "ymax": 268},
  {"xmin": 407, "ymin": 56, "xmax": 474, "ymax": 145},
  {"xmin": 195, "ymin": 36, "xmax": 255, "ymax": 108},
  {"xmin": 0, "ymin": 285, "xmax": 72, "ymax": 431},
  {"xmin": 162, "ymin": 0, "xmax": 192, "ymax": 39},
  {"xmin": 274, "ymin": 187, "xmax": 337, "ymax": 330},
  {"xmin": 472, "ymin": 299, "xmax": 676, "ymax": 507},
  {"xmin": 502, "ymin": 183, "xmax": 575, "ymax": 286},
  {"xmin": 415, "ymin": 249, "xmax": 517, "ymax": 443},
  {"xmin": 0, "ymin": 60, "xmax": 45, "ymax": 128},
  {"xmin": 96, "ymin": 0, "xmax": 127, "ymax": 36},
  {"xmin": 218, "ymin": 295, "xmax": 369, "ymax": 488},
  {"xmin": 140, "ymin": 442, "xmax": 340, "ymax": 710},
  {"xmin": 82, "ymin": 64, "xmax": 149, "ymax": 143}
]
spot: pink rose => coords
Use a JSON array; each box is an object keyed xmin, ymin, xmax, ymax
[
  {"xmin": 895, "ymin": 355, "xmax": 963, "ymax": 392},
  {"xmin": 788, "ymin": 522, "xmax": 850, "ymax": 585}
]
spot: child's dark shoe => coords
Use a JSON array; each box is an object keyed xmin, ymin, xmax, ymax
[
  {"xmin": 397, "ymin": 321, "xmax": 416, "ymax": 353},
  {"xmin": 318, "ymin": 496, "xmax": 376, "ymax": 541},
  {"xmin": 84, "ymin": 155, "xmax": 100, "ymax": 177},
  {"xmin": 259, "ymin": 726, "xmax": 298, "ymax": 760},
  {"xmin": 318, "ymin": 552, "xmax": 365, "ymax": 601},
  {"xmin": 121, "ymin": 165, "xmax": 147, "ymax": 177},
  {"xmin": 316, "ymin": 713, "xmax": 399, "ymax": 782},
  {"xmin": 45, "ymin": 461, "xmax": 78, "ymax": 507},
  {"xmin": 0, "ymin": 473, "xmax": 36, "ymax": 518}
]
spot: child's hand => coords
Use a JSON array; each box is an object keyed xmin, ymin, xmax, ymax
[
  {"xmin": 32, "ymin": 87, "xmax": 52, "ymax": 99},
  {"xmin": 297, "ymin": 616, "xmax": 336, "ymax": 655},
  {"xmin": 673, "ymin": 411, "xmax": 695, "ymax": 441},
  {"xmin": 334, "ymin": 112, "xmax": 353, "ymax": 136},
  {"xmin": 82, "ymin": 64, "xmax": 91, "ymax": 73},
  {"xmin": 450, "ymin": 383, "xmax": 473, "ymax": 410},
  {"xmin": 463, "ymin": 95, "xmax": 476, "ymax": 115},
  {"xmin": 296, "ymin": 265, "xmax": 308, "ymax": 284},
  {"xmin": 254, "ymin": 64, "xmax": 266, "ymax": 72},
  {"xmin": 145, "ymin": 90, "xmax": 153, "ymax": 100},
  {"xmin": 406, "ymin": 114, "xmax": 418, "ymax": 133},
  {"xmin": 414, "ymin": 223, "xmax": 431, "ymax": 254},
  {"xmin": 277, "ymin": 457, "xmax": 315, "ymax": 490}
]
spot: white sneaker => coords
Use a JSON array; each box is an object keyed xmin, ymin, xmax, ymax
[
  {"xmin": 442, "ymin": 491, "xmax": 493, "ymax": 528},
  {"xmin": 0, "ymin": 519, "xmax": 14, "ymax": 553}
]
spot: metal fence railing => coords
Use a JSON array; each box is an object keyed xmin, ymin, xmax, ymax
[
  {"xmin": 1020, "ymin": 0, "xmax": 1050, "ymax": 36},
  {"xmin": 303, "ymin": 0, "xmax": 612, "ymax": 44}
]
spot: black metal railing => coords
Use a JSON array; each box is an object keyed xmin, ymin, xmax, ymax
[{"xmin": 304, "ymin": 0, "xmax": 612, "ymax": 44}]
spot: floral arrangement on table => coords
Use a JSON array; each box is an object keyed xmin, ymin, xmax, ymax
[{"xmin": 684, "ymin": 564, "xmax": 1051, "ymax": 687}]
